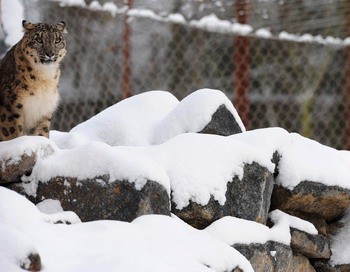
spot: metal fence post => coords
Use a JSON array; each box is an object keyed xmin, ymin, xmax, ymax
[
  {"xmin": 122, "ymin": 0, "xmax": 133, "ymax": 99},
  {"xmin": 233, "ymin": 0, "xmax": 250, "ymax": 129}
]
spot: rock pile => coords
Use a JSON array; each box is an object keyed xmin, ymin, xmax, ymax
[{"xmin": 1, "ymin": 90, "xmax": 350, "ymax": 271}]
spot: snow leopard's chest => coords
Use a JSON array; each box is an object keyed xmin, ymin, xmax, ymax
[{"xmin": 22, "ymin": 83, "xmax": 59, "ymax": 133}]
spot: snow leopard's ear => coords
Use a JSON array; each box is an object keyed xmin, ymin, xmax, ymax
[
  {"xmin": 56, "ymin": 21, "xmax": 67, "ymax": 34},
  {"xmin": 22, "ymin": 20, "xmax": 35, "ymax": 33}
]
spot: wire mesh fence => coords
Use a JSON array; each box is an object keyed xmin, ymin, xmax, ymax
[{"xmin": 2, "ymin": 0, "xmax": 350, "ymax": 149}]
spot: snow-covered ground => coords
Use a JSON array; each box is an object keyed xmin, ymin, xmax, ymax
[
  {"xmin": 1, "ymin": 89, "xmax": 350, "ymax": 270},
  {"xmin": 0, "ymin": 186, "xmax": 319, "ymax": 272}
]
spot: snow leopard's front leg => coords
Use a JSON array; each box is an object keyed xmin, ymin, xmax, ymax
[{"xmin": 29, "ymin": 114, "xmax": 52, "ymax": 138}]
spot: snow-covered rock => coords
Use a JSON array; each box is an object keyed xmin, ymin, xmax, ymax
[
  {"xmin": 290, "ymin": 228, "xmax": 330, "ymax": 259},
  {"xmin": 4, "ymin": 89, "xmax": 350, "ymax": 270},
  {"xmin": 173, "ymin": 162, "xmax": 274, "ymax": 228},
  {"xmin": 0, "ymin": 137, "xmax": 55, "ymax": 183},
  {"xmin": 204, "ymin": 212, "xmax": 320, "ymax": 272},
  {"xmin": 35, "ymin": 177, "xmax": 170, "ymax": 222},
  {"xmin": 52, "ymin": 89, "xmax": 245, "ymax": 148},
  {"xmin": 271, "ymin": 181, "xmax": 350, "ymax": 223}
]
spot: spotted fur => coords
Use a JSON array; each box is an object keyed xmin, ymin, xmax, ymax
[{"xmin": 0, "ymin": 20, "xmax": 67, "ymax": 141}]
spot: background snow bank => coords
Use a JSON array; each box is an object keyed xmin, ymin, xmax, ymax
[{"xmin": 0, "ymin": 187, "xmax": 254, "ymax": 272}]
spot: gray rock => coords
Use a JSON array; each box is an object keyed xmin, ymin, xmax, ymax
[
  {"xmin": 199, "ymin": 104, "xmax": 244, "ymax": 136},
  {"xmin": 290, "ymin": 228, "xmax": 331, "ymax": 259},
  {"xmin": 234, "ymin": 241, "xmax": 315, "ymax": 272},
  {"xmin": 271, "ymin": 181, "xmax": 350, "ymax": 223},
  {"xmin": 13, "ymin": 176, "xmax": 170, "ymax": 222},
  {"xmin": 311, "ymin": 260, "xmax": 350, "ymax": 272},
  {"xmin": 172, "ymin": 162, "xmax": 274, "ymax": 229},
  {"xmin": 0, "ymin": 153, "xmax": 36, "ymax": 184}
]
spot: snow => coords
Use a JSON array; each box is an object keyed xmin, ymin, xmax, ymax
[
  {"xmin": 205, "ymin": 210, "xmax": 317, "ymax": 246},
  {"xmin": 153, "ymin": 89, "xmax": 245, "ymax": 144},
  {"xmin": 22, "ymin": 132, "xmax": 274, "ymax": 209},
  {"xmin": 0, "ymin": 136, "xmax": 56, "ymax": 166},
  {"xmin": 0, "ymin": 187, "xmax": 254, "ymax": 272},
  {"xmin": 276, "ymin": 133, "xmax": 350, "ymax": 189},
  {"xmin": 68, "ymin": 90, "xmax": 179, "ymax": 147},
  {"xmin": 10, "ymin": 89, "xmax": 273, "ymax": 209},
  {"xmin": 278, "ymin": 31, "xmax": 345, "ymax": 46},
  {"xmin": 1, "ymin": 0, "xmax": 24, "ymax": 46},
  {"xmin": 232, "ymin": 127, "xmax": 350, "ymax": 190},
  {"xmin": 189, "ymin": 14, "xmax": 253, "ymax": 35},
  {"xmin": 53, "ymin": 89, "xmax": 244, "ymax": 148},
  {"xmin": 49, "ymin": 0, "xmax": 86, "ymax": 8},
  {"xmin": 330, "ymin": 209, "xmax": 350, "ymax": 266},
  {"xmin": 22, "ymin": 141, "xmax": 170, "ymax": 197},
  {"xmin": 0, "ymin": 224, "xmax": 39, "ymax": 272},
  {"xmin": 3, "ymin": 88, "xmax": 350, "ymax": 269},
  {"xmin": 255, "ymin": 28, "xmax": 272, "ymax": 38},
  {"xmin": 36, "ymin": 199, "xmax": 64, "ymax": 214},
  {"xmin": 3, "ymin": 90, "xmax": 350, "ymax": 207}
]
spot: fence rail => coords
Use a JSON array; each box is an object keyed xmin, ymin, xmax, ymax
[{"xmin": 2, "ymin": 0, "xmax": 350, "ymax": 149}]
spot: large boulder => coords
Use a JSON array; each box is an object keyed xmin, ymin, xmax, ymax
[
  {"xmin": 271, "ymin": 182, "xmax": 350, "ymax": 223},
  {"xmin": 290, "ymin": 228, "xmax": 331, "ymax": 259},
  {"xmin": 234, "ymin": 241, "xmax": 315, "ymax": 272},
  {"xmin": 0, "ymin": 153, "xmax": 36, "ymax": 184},
  {"xmin": 172, "ymin": 162, "xmax": 274, "ymax": 229},
  {"xmin": 11, "ymin": 176, "xmax": 170, "ymax": 222},
  {"xmin": 199, "ymin": 104, "xmax": 244, "ymax": 136}
]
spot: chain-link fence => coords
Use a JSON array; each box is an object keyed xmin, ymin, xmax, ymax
[{"xmin": 2, "ymin": 0, "xmax": 350, "ymax": 149}]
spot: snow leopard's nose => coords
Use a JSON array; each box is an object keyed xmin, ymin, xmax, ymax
[{"xmin": 45, "ymin": 52, "xmax": 55, "ymax": 59}]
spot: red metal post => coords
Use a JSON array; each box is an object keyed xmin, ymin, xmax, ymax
[
  {"xmin": 233, "ymin": 0, "xmax": 250, "ymax": 129},
  {"xmin": 122, "ymin": 0, "xmax": 133, "ymax": 99}
]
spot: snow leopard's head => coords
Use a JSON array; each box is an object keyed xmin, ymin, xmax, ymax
[{"xmin": 20, "ymin": 20, "xmax": 67, "ymax": 66}]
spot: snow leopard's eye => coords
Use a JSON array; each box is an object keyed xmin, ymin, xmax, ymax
[
  {"xmin": 55, "ymin": 35, "xmax": 62, "ymax": 44},
  {"xmin": 35, "ymin": 36, "xmax": 43, "ymax": 44}
]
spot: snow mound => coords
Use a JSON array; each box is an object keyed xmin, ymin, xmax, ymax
[
  {"xmin": 51, "ymin": 88, "xmax": 243, "ymax": 148},
  {"xmin": 61, "ymin": 91, "xmax": 179, "ymax": 147},
  {"xmin": 154, "ymin": 88, "xmax": 245, "ymax": 144},
  {"xmin": 0, "ymin": 187, "xmax": 253, "ymax": 272}
]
